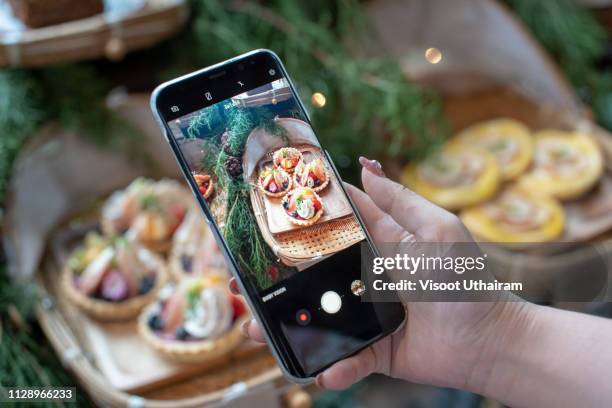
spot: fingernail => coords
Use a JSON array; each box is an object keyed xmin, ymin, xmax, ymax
[
  {"xmin": 315, "ymin": 373, "xmax": 325, "ymax": 388},
  {"xmin": 359, "ymin": 156, "xmax": 385, "ymax": 177},
  {"xmin": 240, "ymin": 320, "xmax": 250, "ymax": 338}
]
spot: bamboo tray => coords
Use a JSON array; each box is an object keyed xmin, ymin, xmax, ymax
[{"xmin": 0, "ymin": 0, "xmax": 187, "ymax": 67}]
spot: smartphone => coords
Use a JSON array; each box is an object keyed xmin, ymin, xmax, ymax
[{"xmin": 151, "ymin": 49, "xmax": 405, "ymax": 382}]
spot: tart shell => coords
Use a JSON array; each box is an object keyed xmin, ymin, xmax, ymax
[
  {"xmin": 138, "ymin": 304, "xmax": 248, "ymax": 364},
  {"xmin": 272, "ymin": 147, "xmax": 303, "ymax": 174},
  {"xmin": 293, "ymin": 164, "xmax": 330, "ymax": 193},
  {"xmin": 61, "ymin": 260, "xmax": 168, "ymax": 321},
  {"xmin": 281, "ymin": 189, "xmax": 325, "ymax": 226},
  {"xmin": 257, "ymin": 169, "xmax": 292, "ymax": 198}
]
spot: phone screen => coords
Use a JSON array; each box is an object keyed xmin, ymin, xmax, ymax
[{"xmin": 155, "ymin": 51, "xmax": 404, "ymax": 377}]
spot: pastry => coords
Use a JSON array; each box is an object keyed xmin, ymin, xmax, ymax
[
  {"xmin": 193, "ymin": 173, "xmax": 214, "ymax": 200},
  {"xmin": 282, "ymin": 187, "xmax": 324, "ymax": 226},
  {"xmin": 272, "ymin": 147, "xmax": 302, "ymax": 174},
  {"xmin": 101, "ymin": 178, "xmax": 192, "ymax": 252},
  {"xmin": 460, "ymin": 187, "xmax": 565, "ymax": 243},
  {"xmin": 518, "ymin": 130, "xmax": 603, "ymax": 200},
  {"xmin": 258, "ymin": 166, "xmax": 292, "ymax": 197},
  {"xmin": 62, "ymin": 233, "xmax": 167, "ymax": 321},
  {"xmin": 454, "ymin": 118, "xmax": 533, "ymax": 181},
  {"xmin": 138, "ymin": 276, "xmax": 248, "ymax": 363},
  {"xmin": 401, "ymin": 145, "xmax": 500, "ymax": 211},
  {"xmin": 169, "ymin": 210, "xmax": 228, "ymax": 280},
  {"xmin": 293, "ymin": 158, "xmax": 329, "ymax": 192}
]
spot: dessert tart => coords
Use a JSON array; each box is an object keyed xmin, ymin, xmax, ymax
[
  {"xmin": 138, "ymin": 276, "xmax": 248, "ymax": 363},
  {"xmin": 272, "ymin": 147, "xmax": 303, "ymax": 174},
  {"xmin": 460, "ymin": 187, "xmax": 565, "ymax": 243},
  {"xmin": 518, "ymin": 130, "xmax": 603, "ymax": 200},
  {"xmin": 282, "ymin": 187, "xmax": 324, "ymax": 226},
  {"xmin": 401, "ymin": 145, "xmax": 500, "ymax": 211},
  {"xmin": 454, "ymin": 118, "xmax": 533, "ymax": 181},
  {"xmin": 257, "ymin": 165, "xmax": 292, "ymax": 197},
  {"xmin": 193, "ymin": 173, "xmax": 214, "ymax": 200},
  {"xmin": 101, "ymin": 178, "xmax": 192, "ymax": 253},
  {"xmin": 62, "ymin": 233, "xmax": 168, "ymax": 321},
  {"xmin": 169, "ymin": 210, "xmax": 228, "ymax": 280},
  {"xmin": 293, "ymin": 158, "xmax": 329, "ymax": 192}
]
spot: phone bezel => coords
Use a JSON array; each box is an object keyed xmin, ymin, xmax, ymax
[{"xmin": 150, "ymin": 49, "xmax": 406, "ymax": 382}]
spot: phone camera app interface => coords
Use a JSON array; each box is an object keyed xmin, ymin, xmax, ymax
[{"xmin": 166, "ymin": 75, "xmax": 385, "ymax": 374}]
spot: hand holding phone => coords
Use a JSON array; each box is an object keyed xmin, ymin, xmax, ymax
[{"xmin": 151, "ymin": 50, "xmax": 405, "ymax": 381}]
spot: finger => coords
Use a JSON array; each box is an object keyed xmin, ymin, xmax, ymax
[
  {"xmin": 316, "ymin": 346, "xmax": 378, "ymax": 390},
  {"xmin": 240, "ymin": 319, "xmax": 266, "ymax": 343},
  {"xmin": 229, "ymin": 277, "xmax": 239, "ymax": 295},
  {"xmin": 361, "ymin": 164, "xmax": 452, "ymax": 235},
  {"xmin": 345, "ymin": 183, "xmax": 409, "ymax": 244}
]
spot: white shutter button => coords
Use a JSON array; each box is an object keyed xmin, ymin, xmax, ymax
[{"xmin": 321, "ymin": 291, "xmax": 342, "ymax": 314}]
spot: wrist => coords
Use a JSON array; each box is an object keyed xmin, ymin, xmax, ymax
[{"xmin": 464, "ymin": 299, "xmax": 540, "ymax": 399}]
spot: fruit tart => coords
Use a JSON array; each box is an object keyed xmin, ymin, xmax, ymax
[
  {"xmin": 272, "ymin": 147, "xmax": 303, "ymax": 174},
  {"xmin": 282, "ymin": 187, "xmax": 324, "ymax": 226},
  {"xmin": 101, "ymin": 178, "xmax": 192, "ymax": 253},
  {"xmin": 454, "ymin": 118, "xmax": 533, "ymax": 181},
  {"xmin": 293, "ymin": 158, "xmax": 329, "ymax": 192},
  {"xmin": 518, "ymin": 130, "xmax": 603, "ymax": 200},
  {"xmin": 258, "ymin": 165, "xmax": 292, "ymax": 197},
  {"xmin": 62, "ymin": 233, "xmax": 167, "ymax": 321},
  {"xmin": 169, "ymin": 210, "xmax": 227, "ymax": 280},
  {"xmin": 460, "ymin": 187, "xmax": 565, "ymax": 244},
  {"xmin": 193, "ymin": 172, "xmax": 214, "ymax": 200},
  {"xmin": 138, "ymin": 276, "xmax": 248, "ymax": 363},
  {"xmin": 401, "ymin": 145, "xmax": 500, "ymax": 211}
]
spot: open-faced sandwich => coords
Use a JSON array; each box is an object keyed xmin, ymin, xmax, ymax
[
  {"xmin": 272, "ymin": 147, "xmax": 303, "ymax": 174},
  {"xmin": 101, "ymin": 178, "xmax": 192, "ymax": 253},
  {"xmin": 294, "ymin": 158, "xmax": 329, "ymax": 192},
  {"xmin": 62, "ymin": 233, "xmax": 167, "ymax": 320},
  {"xmin": 257, "ymin": 165, "xmax": 292, "ymax": 197},
  {"xmin": 169, "ymin": 210, "xmax": 227, "ymax": 280},
  {"xmin": 193, "ymin": 172, "xmax": 214, "ymax": 200},
  {"xmin": 138, "ymin": 275, "xmax": 248, "ymax": 363},
  {"xmin": 460, "ymin": 187, "xmax": 565, "ymax": 243},
  {"xmin": 401, "ymin": 145, "xmax": 500, "ymax": 211},
  {"xmin": 282, "ymin": 187, "xmax": 324, "ymax": 226},
  {"xmin": 454, "ymin": 118, "xmax": 533, "ymax": 181},
  {"xmin": 518, "ymin": 130, "xmax": 603, "ymax": 200}
]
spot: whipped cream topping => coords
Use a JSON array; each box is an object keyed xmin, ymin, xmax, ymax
[
  {"xmin": 297, "ymin": 198, "xmax": 316, "ymax": 219},
  {"xmin": 184, "ymin": 286, "xmax": 232, "ymax": 339}
]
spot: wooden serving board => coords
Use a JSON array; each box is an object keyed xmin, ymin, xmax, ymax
[{"xmin": 254, "ymin": 145, "xmax": 353, "ymax": 235}]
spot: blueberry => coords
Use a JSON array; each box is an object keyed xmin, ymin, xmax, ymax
[
  {"xmin": 148, "ymin": 314, "xmax": 164, "ymax": 331},
  {"xmin": 291, "ymin": 211, "xmax": 299, "ymax": 218},
  {"xmin": 314, "ymin": 179, "xmax": 321, "ymax": 186},
  {"xmin": 139, "ymin": 275, "xmax": 156, "ymax": 295},
  {"xmin": 175, "ymin": 326, "xmax": 189, "ymax": 340},
  {"xmin": 282, "ymin": 201, "xmax": 289, "ymax": 209},
  {"xmin": 180, "ymin": 255, "xmax": 193, "ymax": 272}
]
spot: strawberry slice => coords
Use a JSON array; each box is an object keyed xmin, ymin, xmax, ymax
[
  {"xmin": 161, "ymin": 290, "xmax": 185, "ymax": 333},
  {"xmin": 229, "ymin": 294, "xmax": 246, "ymax": 320},
  {"xmin": 78, "ymin": 247, "xmax": 114, "ymax": 295}
]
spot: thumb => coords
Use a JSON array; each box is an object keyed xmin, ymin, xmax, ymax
[{"xmin": 316, "ymin": 346, "xmax": 379, "ymax": 390}]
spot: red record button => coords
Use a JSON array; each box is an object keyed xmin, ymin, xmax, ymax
[{"xmin": 296, "ymin": 309, "xmax": 311, "ymax": 326}]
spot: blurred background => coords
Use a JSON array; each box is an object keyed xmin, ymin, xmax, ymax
[{"xmin": 1, "ymin": 0, "xmax": 612, "ymax": 406}]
